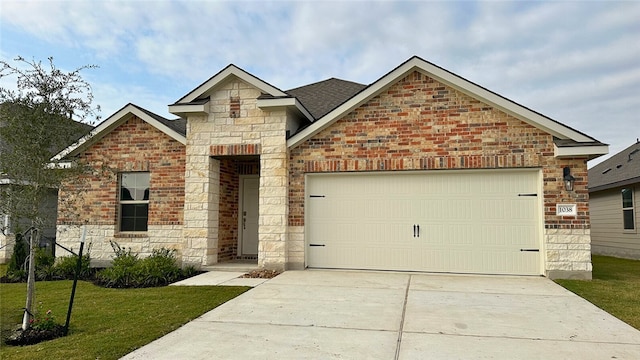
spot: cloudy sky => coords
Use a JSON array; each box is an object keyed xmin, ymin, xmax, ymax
[{"xmin": 1, "ymin": 0, "xmax": 638, "ymax": 166}]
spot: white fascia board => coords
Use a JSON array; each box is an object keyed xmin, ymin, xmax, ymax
[
  {"xmin": 288, "ymin": 57, "xmax": 596, "ymax": 149},
  {"xmin": 256, "ymin": 97, "xmax": 313, "ymax": 121},
  {"xmin": 554, "ymin": 143, "xmax": 609, "ymax": 158},
  {"xmin": 180, "ymin": 65, "xmax": 287, "ymax": 104},
  {"xmin": 167, "ymin": 102, "xmax": 209, "ymax": 117},
  {"xmin": 52, "ymin": 104, "xmax": 186, "ymax": 161}
]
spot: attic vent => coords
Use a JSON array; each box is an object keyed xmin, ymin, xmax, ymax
[
  {"xmin": 230, "ymin": 96, "xmax": 240, "ymax": 118},
  {"xmin": 629, "ymin": 149, "xmax": 639, "ymax": 162},
  {"xmin": 602, "ymin": 168, "xmax": 611, "ymax": 174},
  {"xmin": 616, "ymin": 164, "xmax": 622, "ymax": 169}
]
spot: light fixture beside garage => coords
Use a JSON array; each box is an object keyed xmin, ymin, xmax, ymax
[{"xmin": 563, "ymin": 167, "xmax": 575, "ymax": 191}]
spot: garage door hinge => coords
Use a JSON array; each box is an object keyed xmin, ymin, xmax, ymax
[
  {"xmin": 518, "ymin": 193, "xmax": 537, "ymax": 197},
  {"xmin": 310, "ymin": 195, "xmax": 325, "ymax": 198},
  {"xmin": 309, "ymin": 244, "xmax": 325, "ymax": 247},
  {"xmin": 520, "ymin": 249, "xmax": 539, "ymax": 252}
]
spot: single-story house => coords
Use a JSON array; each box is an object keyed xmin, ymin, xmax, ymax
[
  {"xmin": 0, "ymin": 108, "xmax": 92, "ymax": 263},
  {"xmin": 588, "ymin": 140, "xmax": 640, "ymax": 259},
  {"xmin": 53, "ymin": 56, "xmax": 608, "ymax": 279}
]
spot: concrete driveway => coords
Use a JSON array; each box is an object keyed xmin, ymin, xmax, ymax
[{"xmin": 122, "ymin": 270, "xmax": 640, "ymax": 359}]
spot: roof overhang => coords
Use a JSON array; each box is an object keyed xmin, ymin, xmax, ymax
[
  {"xmin": 170, "ymin": 65, "xmax": 288, "ymax": 117},
  {"xmin": 554, "ymin": 143, "xmax": 609, "ymax": 159},
  {"xmin": 589, "ymin": 176, "xmax": 640, "ymax": 192},
  {"xmin": 288, "ymin": 56, "xmax": 604, "ymax": 151},
  {"xmin": 168, "ymin": 99, "xmax": 210, "ymax": 117},
  {"xmin": 256, "ymin": 97, "xmax": 313, "ymax": 121},
  {"xmin": 52, "ymin": 103, "xmax": 186, "ymax": 161}
]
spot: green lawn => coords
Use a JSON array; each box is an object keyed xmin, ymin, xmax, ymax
[
  {"xmin": 0, "ymin": 279, "xmax": 249, "ymax": 360},
  {"xmin": 556, "ymin": 255, "xmax": 640, "ymax": 330}
]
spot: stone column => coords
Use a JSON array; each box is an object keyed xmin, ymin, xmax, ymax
[
  {"xmin": 257, "ymin": 114, "xmax": 289, "ymax": 271},
  {"xmin": 182, "ymin": 143, "xmax": 220, "ymax": 267}
]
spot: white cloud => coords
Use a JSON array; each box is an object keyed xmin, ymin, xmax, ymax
[{"xmin": 1, "ymin": 0, "xmax": 638, "ymax": 165}]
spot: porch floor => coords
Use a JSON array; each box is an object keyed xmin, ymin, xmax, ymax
[{"xmin": 202, "ymin": 259, "xmax": 258, "ymax": 273}]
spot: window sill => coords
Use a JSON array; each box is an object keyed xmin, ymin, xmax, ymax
[{"xmin": 115, "ymin": 232, "xmax": 148, "ymax": 238}]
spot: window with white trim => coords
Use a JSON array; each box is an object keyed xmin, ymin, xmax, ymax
[
  {"xmin": 622, "ymin": 188, "xmax": 635, "ymax": 230},
  {"xmin": 119, "ymin": 173, "xmax": 149, "ymax": 232}
]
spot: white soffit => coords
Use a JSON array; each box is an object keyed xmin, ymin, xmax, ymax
[
  {"xmin": 256, "ymin": 97, "xmax": 313, "ymax": 121},
  {"xmin": 554, "ymin": 143, "xmax": 609, "ymax": 158},
  {"xmin": 167, "ymin": 102, "xmax": 209, "ymax": 116},
  {"xmin": 288, "ymin": 57, "xmax": 596, "ymax": 148}
]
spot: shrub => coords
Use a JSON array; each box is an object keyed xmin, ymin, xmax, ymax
[
  {"xmin": 97, "ymin": 243, "xmax": 139, "ymax": 288},
  {"xmin": 53, "ymin": 253, "xmax": 94, "ymax": 280},
  {"xmin": 136, "ymin": 248, "xmax": 182, "ymax": 287},
  {"xmin": 35, "ymin": 247, "xmax": 56, "ymax": 281},
  {"xmin": 97, "ymin": 242, "xmax": 187, "ymax": 288},
  {"xmin": 6, "ymin": 233, "xmax": 29, "ymax": 279}
]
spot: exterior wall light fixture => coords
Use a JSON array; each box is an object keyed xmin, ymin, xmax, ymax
[{"xmin": 563, "ymin": 167, "xmax": 575, "ymax": 192}]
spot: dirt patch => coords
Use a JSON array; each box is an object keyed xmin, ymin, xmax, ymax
[{"xmin": 241, "ymin": 269, "xmax": 281, "ymax": 279}]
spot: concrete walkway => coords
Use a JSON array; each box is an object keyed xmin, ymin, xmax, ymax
[{"xmin": 122, "ymin": 270, "xmax": 640, "ymax": 359}]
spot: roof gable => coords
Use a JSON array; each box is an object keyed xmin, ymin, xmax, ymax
[
  {"xmin": 287, "ymin": 56, "xmax": 607, "ymax": 159},
  {"xmin": 52, "ymin": 103, "xmax": 186, "ymax": 161},
  {"xmin": 589, "ymin": 140, "xmax": 640, "ymax": 191},
  {"xmin": 172, "ymin": 64, "xmax": 288, "ymax": 105}
]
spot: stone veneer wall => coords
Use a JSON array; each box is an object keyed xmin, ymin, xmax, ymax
[
  {"xmin": 288, "ymin": 71, "xmax": 591, "ymax": 279},
  {"xmin": 182, "ymin": 78, "xmax": 289, "ymax": 270},
  {"xmin": 56, "ymin": 224, "xmax": 183, "ymax": 265},
  {"xmin": 57, "ymin": 116, "xmax": 186, "ymax": 262}
]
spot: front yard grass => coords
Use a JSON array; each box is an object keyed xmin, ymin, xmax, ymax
[
  {"xmin": 556, "ymin": 255, "xmax": 640, "ymax": 330},
  {"xmin": 0, "ymin": 280, "xmax": 249, "ymax": 360}
]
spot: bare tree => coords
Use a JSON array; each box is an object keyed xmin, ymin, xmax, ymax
[{"xmin": 0, "ymin": 56, "xmax": 100, "ymax": 330}]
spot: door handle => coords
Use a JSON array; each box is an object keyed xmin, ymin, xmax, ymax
[
  {"xmin": 413, "ymin": 224, "xmax": 417, "ymax": 238},
  {"xmin": 417, "ymin": 225, "xmax": 420, "ymax": 238},
  {"xmin": 243, "ymin": 217, "xmax": 246, "ymax": 230}
]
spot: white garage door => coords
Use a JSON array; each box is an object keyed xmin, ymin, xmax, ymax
[{"xmin": 306, "ymin": 170, "xmax": 542, "ymax": 275}]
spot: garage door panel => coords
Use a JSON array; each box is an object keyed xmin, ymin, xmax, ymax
[{"xmin": 307, "ymin": 170, "xmax": 541, "ymax": 275}]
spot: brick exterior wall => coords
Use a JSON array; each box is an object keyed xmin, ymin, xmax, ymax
[
  {"xmin": 289, "ymin": 71, "xmax": 591, "ymax": 277},
  {"xmin": 218, "ymin": 160, "xmax": 239, "ymax": 261},
  {"xmin": 56, "ymin": 115, "xmax": 186, "ymax": 261}
]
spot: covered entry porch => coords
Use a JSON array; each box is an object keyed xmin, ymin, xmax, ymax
[{"xmin": 181, "ymin": 143, "xmax": 289, "ymax": 271}]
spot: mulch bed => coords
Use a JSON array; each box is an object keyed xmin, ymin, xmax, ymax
[
  {"xmin": 241, "ymin": 269, "xmax": 281, "ymax": 279},
  {"xmin": 5, "ymin": 324, "xmax": 66, "ymax": 346}
]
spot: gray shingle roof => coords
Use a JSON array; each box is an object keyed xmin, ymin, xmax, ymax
[
  {"xmin": 286, "ymin": 78, "xmax": 367, "ymax": 119},
  {"xmin": 589, "ymin": 140, "xmax": 640, "ymax": 191},
  {"xmin": 131, "ymin": 104, "xmax": 186, "ymax": 136}
]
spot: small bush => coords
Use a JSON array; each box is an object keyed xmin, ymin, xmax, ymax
[
  {"xmin": 35, "ymin": 248, "xmax": 56, "ymax": 281},
  {"xmin": 6, "ymin": 234, "xmax": 28, "ymax": 280},
  {"xmin": 53, "ymin": 253, "xmax": 94, "ymax": 280},
  {"xmin": 97, "ymin": 248, "xmax": 139, "ymax": 288},
  {"xmin": 96, "ymin": 242, "xmax": 189, "ymax": 288},
  {"xmin": 136, "ymin": 248, "xmax": 182, "ymax": 287}
]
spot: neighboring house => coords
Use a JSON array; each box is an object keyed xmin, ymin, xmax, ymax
[
  {"xmin": 0, "ymin": 106, "xmax": 92, "ymax": 263},
  {"xmin": 54, "ymin": 56, "xmax": 608, "ymax": 279},
  {"xmin": 588, "ymin": 140, "xmax": 640, "ymax": 260}
]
